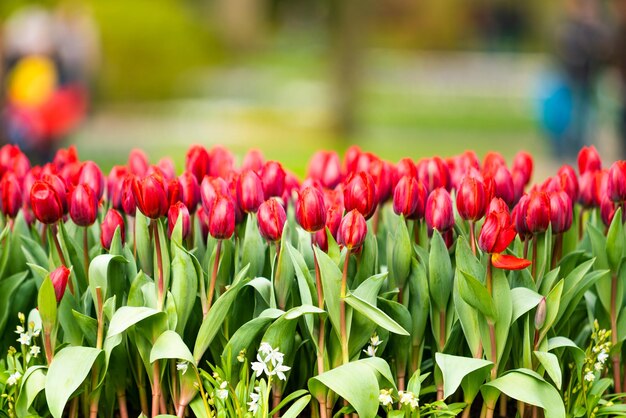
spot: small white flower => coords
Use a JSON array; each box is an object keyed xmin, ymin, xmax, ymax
[
  {"xmin": 248, "ymin": 390, "xmax": 260, "ymax": 413},
  {"xmin": 18, "ymin": 312, "xmax": 25, "ymax": 322},
  {"xmin": 265, "ymin": 348, "xmax": 285, "ymax": 367},
  {"xmin": 176, "ymin": 361, "xmax": 188, "ymax": 375},
  {"xmin": 17, "ymin": 333, "xmax": 31, "ymax": 346},
  {"xmin": 584, "ymin": 371, "xmax": 596, "ymax": 382},
  {"xmin": 217, "ymin": 381, "xmax": 229, "ymax": 400},
  {"xmin": 259, "ymin": 342, "xmax": 273, "ymax": 356},
  {"xmin": 410, "ymin": 397, "xmax": 419, "ymax": 409},
  {"xmin": 597, "ymin": 350, "xmax": 609, "ymax": 364},
  {"xmin": 251, "ymin": 355, "xmax": 269, "ymax": 377},
  {"xmin": 594, "ymin": 362, "xmax": 603, "ymax": 371},
  {"xmin": 273, "ymin": 363, "xmax": 291, "ymax": 381},
  {"xmin": 29, "ymin": 345, "xmax": 41, "ymax": 357},
  {"xmin": 370, "ymin": 334, "xmax": 383, "ymax": 347},
  {"xmin": 398, "ymin": 391, "xmax": 418, "ymax": 409},
  {"xmin": 363, "ymin": 345, "xmax": 377, "ymax": 357},
  {"xmin": 7, "ymin": 371, "xmax": 21, "ymax": 386},
  {"xmin": 14, "ymin": 325, "xmax": 25, "ymax": 334},
  {"xmin": 378, "ymin": 389, "xmax": 393, "ymax": 406}
]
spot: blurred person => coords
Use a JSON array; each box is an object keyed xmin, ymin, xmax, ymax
[{"xmin": 0, "ymin": 3, "xmax": 98, "ymax": 164}]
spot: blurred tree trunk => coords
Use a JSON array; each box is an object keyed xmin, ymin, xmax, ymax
[
  {"xmin": 214, "ymin": 0, "xmax": 265, "ymax": 49},
  {"xmin": 329, "ymin": 0, "xmax": 369, "ymax": 141}
]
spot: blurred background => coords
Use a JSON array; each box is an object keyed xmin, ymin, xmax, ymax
[{"xmin": 1, "ymin": 0, "xmax": 625, "ymax": 178}]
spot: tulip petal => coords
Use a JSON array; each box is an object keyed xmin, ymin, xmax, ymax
[{"xmin": 491, "ymin": 253, "xmax": 531, "ymax": 270}]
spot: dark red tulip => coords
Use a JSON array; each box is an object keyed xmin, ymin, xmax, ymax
[
  {"xmin": 425, "ymin": 188, "xmax": 454, "ymax": 232},
  {"xmin": 42, "ymin": 174, "xmax": 68, "ymax": 213},
  {"xmin": 344, "ymin": 145, "xmax": 362, "ymax": 174},
  {"xmin": 59, "ymin": 162, "xmax": 82, "ymax": 188},
  {"xmin": 1, "ymin": 173, "xmax": 22, "ymax": 218},
  {"xmin": 338, "ymin": 209, "xmax": 367, "ymax": 250},
  {"xmin": 209, "ymin": 196, "xmax": 235, "ymax": 239},
  {"xmin": 393, "ymin": 176, "xmax": 420, "ymax": 218},
  {"xmin": 157, "ymin": 157, "xmax": 176, "ymax": 181},
  {"xmin": 296, "ymin": 187, "xmax": 326, "ymax": 232},
  {"xmin": 132, "ymin": 174, "xmax": 168, "ymax": 219},
  {"xmin": 227, "ymin": 175, "xmax": 245, "ymax": 225},
  {"xmin": 208, "ymin": 146, "xmax": 234, "ymax": 178},
  {"xmin": 50, "ymin": 266, "xmax": 70, "ymax": 303},
  {"xmin": 323, "ymin": 188, "xmax": 344, "ymax": 209},
  {"xmin": 313, "ymin": 228, "xmax": 329, "ymax": 252},
  {"xmin": 258, "ymin": 198, "xmax": 287, "ymax": 242},
  {"xmin": 201, "ymin": 176, "xmax": 229, "ymax": 213},
  {"xmin": 557, "ymin": 165, "xmax": 579, "ymax": 202},
  {"xmin": 512, "ymin": 151, "xmax": 533, "ymax": 185},
  {"xmin": 78, "ymin": 161, "xmax": 105, "ymax": 201},
  {"xmin": 101, "ymin": 209, "xmax": 125, "ymax": 250},
  {"xmin": 168, "ymin": 202, "xmax": 191, "ymax": 240},
  {"xmin": 513, "ymin": 194, "xmax": 531, "ymax": 239},
  {"xmin": 326, "ymin": 203, "xmax": 344, "ymax": 239},
  {"xmin": 578, "ymin": 171, "xmax": 599, "ymax": 208},
  {"xmin": 417, "ymin": 157, "xmax": 450, "ymax": 192},
  {"xmin": 167, "ymin": 178, "xmax": 182, "ymax": 207},
  {"xmin": 186, "ymin": 145, "xmax": 210, "ymax": 182},
  {"xmin": 31, "ymin": 181, "xmax": 64, "ymax": 224},
  {"xmin": 178, "ymin": 171, "xmax": 200, "ymax": 213},
  {"xmin": 344, "ymin": 171, "xmax": 377, "ymax": 219},
  {"xmin": 601, "ymin": 197, "xmax": 617, "ymax": 227},
  {"xmin": 396, "ymin": 158, "xmax": 417, "ymax": 180},
  {"xmin": 482, "ymin": 152, "xmax": 506, "ymax": 177},
  {"xmin": 525, "ymin": 191, "xmax": 551, "ymax": 234},
  {"xmin": 307, "ymin": 151, "xmax": 342, "ymax": 189},
  {"xmin": 22, "ymin": 167, "xmax": 42, "ymax": 206},
  {"xmin": 121, "ymin": 175, "xmax": 137, "ymax": 216},
  {"xmin": 261, "ymin": 161, "xmax": 286, "ymax": 199},
  {"xmin": 355, "ymin": 152, "xmax": 377, "ymax": 173},
  {"xmin": 69, "ymin": 184, "xmax": 98, "ymax": 226},
  {"xmin": 282, "ymin": 171, "xmax": 300, "ymax": 203},
  {"xmin": 577, "ymin": 145, "xmax": 601, "ymax": 174},
  {"xmin": 456, "ymin": 176, "xmax": 487, "ymax": 221},
  {"xmin": 0, "ymin": 144, "xmax": 30, "ymax": 180},
  {"xmin": 490, "ymin": 165, "xmax": 514, "ymax": 207},
  {"xmin": 549, "ymin": 191, "xmax": 573, "ymax": 234},
  {"xmin": 512, "ymin": 170, "xmax": 526, "ymax": 205},
  {"xmin": 369, "ymin": 159, "xmax": 393, "ymax": 203},
  {"xmin": 478, "ymin": 199, "xmax": 516, "ymax": 254},
  {"xmin": 242, "ymin": 149, "xmax": 265, "ymax": 172},
  {"xmin": 107, "ymin": 166, "xmax": 129, "ymax": 210},
  {"xmin": 607, "ymin": 161, "xmax": 626, "ymax": 203},
  {"xmin": 53, "ymin": 145, "xmax": 79, "ymax": 169},
  {"xmin": 237, "ymin": 170, "xmax": 265, "ymax": 213},
  {"xmin": 128, "ymin": 149, "xmax": 150, "ymax": 176}
]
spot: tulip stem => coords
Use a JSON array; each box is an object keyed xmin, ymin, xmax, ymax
[
  {"xmin": 83, "ymin": 227, "xmax": 90, "ymax": 282},
  {"xmin": 469, "ymin": 221, "xmax": 476, "ymax": 255},
  {"xmin": 89, "ymin": 287, "xmax": 104, "ymax": 418},
  {"xmin": 578, "ymin": 208, "xmax": 585, "ymax": 240},
  {"xmin": 51, "ymin": 223, "xmax": 68, "ymax": 267},
  {"xmin": 551, "ymin": 234, "xmax": 562, "ymax": 270},
  {"xmin": 531, "ymin": 236, "xmax": 538, "ymax": 279},
  {"xmin": 312, "ymin": 244, "xmax": 328, "ymax": 418},
  {"xmin": 206, "ymin": 240, "xmax": 222, "ymax": 313},
  {"xmin": 611, "ymin": 273, "xmax": 621, "ymax": 392},
  {"xmin": 151, "ymin": 361, "xmax": 163, "ymax": 418},
  {"xmin": 117, "ymin": 390, "xmax": 129, "ymax": 418},
  {"xmin": 340, "ymin": 248, "xmax": 351, "ymax": 365},
  {"xmin": 152, "ymin": 221, "xmax": 165, "ymax": 311}
]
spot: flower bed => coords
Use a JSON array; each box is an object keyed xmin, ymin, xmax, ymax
[{"xmin": 0, "ymin": 144, "xmax": 623, "ymax": 418}]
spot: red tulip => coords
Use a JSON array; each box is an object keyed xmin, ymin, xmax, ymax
[
  {"xmin": 577, "ymin": 145, "xmax": 601, "ymax": 174},
  {"xmin": 201, "ymin": 176, "xmax": 229, "ymax": 212},
  {"xmin": 0, "ymin": 145, "xmax": 30, "ymax": 180},
  {"xmin": 425, "ymin": 188, "xmax": 454, "ymax": 232},
  {"xmin": 478, "ymin": 199, "xmax": 516, "ymax": 254},
  {"xmin": 50, "ymin": 266, "xmax": 70, "ymax": 303},
  {"xmin": 295, "ymin": 187, "xmax": 326, "ymax": 232},
  {"xmin": 482, "ymin": 152, "xmax": 506, "ymax": 177},
  {"xmin": 157, "ymin": 157, "xmax": 176, "ymax": 181},
  {"xmin": 557, "ymin": 165, "xmax": 579, "ymax": 202},
  {"xmin": 355, "ymin": 152, "xmax": 377, "ymax": 173},
  {"xmin": 121, "ymin": 175, "xmax": 137, "ymax": 216},
  {"xmin": 601, "ymin": 197, "xmax": 617, "ymax": 227},
  {"xmin": 101, "ymin": 209, "xmax": 124, "ymax": 250},
  {"xmin": 369, "ymin": 159, "xmax": 393, "ymax": 203},
  {"xmin": 128, "ymin": 149, "xmax": 150, "ymax": 176},
  {"xmin": 282, "ymin": 170, "xmax": 300, "ymax": 203},
  {"xmin": 258, "ymin": 198, "xmax": 287, "ymax": 242},
  {"xmin": 42, "ymin": 174, "xmax": 68, "ymax": 213},
  {"xmin": 393, "ymin": 176, "xmax": 420, "ymax": 218},
  {"xmin": 237, "ymin": 170, "xmax": 265, "ymax": 213},
  {"xmin": 261, "ymin": 161, "xmax": 286, "ymax": 199},
  {"xmin": 78, "ymin": 161, "xmax": 104, "ymax": 201},
  {"xmin": 417, "ymin": 157, "xmax": 450, "ymax": 192},
  {"xmin": 338, "ymin": 209, "xmax": 367, "ymax": 250},
  {"xmin": 396, "ymin": 158, "xmax": 417, "ymax": 180},
  {"xmin": 456, "ymin": 176, "xmax": 487, "ymax": 221},
  {"xmin": 242, "ymin": 149, "xmax": 265, "ymax": 172},
  {"xmin": 167, "ymin": 178, "xmax": 182, "ymax": 207},
  {"xmin": 208, "ymin": 146, "xmax": 234, "ymax": 178},
  {"xmin": 513, "ymin": 194, "xmax": 531, "ymax": 239},
  {"xmin": 549, "ymin": 191, "xmax": 573, "ymax": 234},
  {"xmin": 1, "ymin": 172, "xmax": 22, "ymax": 218},
  {"xmin": 186, "ymin": 145, "xmax": 210, "ymax": 182},
  {"xmin": 344, "ymin": 171, "xmax": 377, "ymax": 219},
  {"xmin": 490, "ymin": 165, "xmax": 514, "ymax": 207},
  {"xmin": 53, "ymin": 145, "xmax": 79, "ymax": 169},
  {"xmin": 326, "ymin": 203, "xmax": 344, "ymax": 239},
  {"xmin": 196, "ymin": 206, "xmax": 210, "ymax": 241},
  {"xmin": 307, "ymin": 151, "xmax": 342, "ymax": 189},
  {"xmin": 168, "ymin": 202, "xmax": 191, "ymax": 240},
  {"xmin": 578, "ymin": 171, "xmax": 599, "ymax": 208},
  {"xmin": 31, "ymin": 180, "xmax": 64, "ymax": 224},
  {"xmin": 313, "ymin": 228, "xmax": 329, "ymax": 252},
  {"xmin": 209, "ymin": 196, "xmax": 235, "ymax": 239},
  {"xmin": 178, "ymin": 171, "xmax": 200, "ymax": 213},
  {"xmin": 22, "ymin": 167, "xmax": 41, "ymax": 206},
  {"xmin": 69, "ymin": 184, "xmax": 98, "ymax": 226},
  {"xmin": 107, "ymin": 166, "xmax": 129, "ymax": 210},
  {"xmin": 59, "ymin": 162, "xmax": 82, "ymax": 188},
  {"xmin": 343, "ymin": 145, "xmax": 362, "ymax": 174},
  {"xmin": 607, "ymin": 160, "xmax": 626, "ymax": 203},
  {"xmin": 512, "ymin": 151, "xmax": 533, "ymax": 185},
  {"xmin": 512, "ymin": 170, "xmax": 526, "ymax": 205},
  {"xmin": 132, "ymin": 174, "xmax": 168, "ymax": 219},
  {"xmin": 525, "ymin": 191, "xmax": 551, "ymax": 234},
  {"xmin": 227, "ymin": 175, "xmax": 245, "ymax": 225}
]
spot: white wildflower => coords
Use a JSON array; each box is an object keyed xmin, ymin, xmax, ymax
[
  {"xmin": 273, "ymin": 363, "xmax": 291, "ymax": 381},
  {"xmin": 29, "ymin": 345, "xmax": 41, "ymax": 357},
  {"xmin": 379, "ymin": 389, "xmax": 393, "ymax": 406},
  {"xmin": 217, "ymin": 381, "xmax": 228, "ymax": 400},
  {"xmin": 251, "ymin": 354, "xmax": 269, "ymax": 378},
  {"xmin": 259, "ymin": 342, "xmax": 273, "ymax": 356},
  {"xmin": 17, "ymin": 333, "xmax": 31, "ymax": 346},
  {"xmin": 584, "ymin": 371, "xmax": 596, "ymax": 382},
  {"xmin": 7, "ymin": 371, "xmax": 21, "ymax": 386},
  {"xmin": 14, "ymin": 325, "xmax": 24, "ymax": 334},
  {"xmin": 248, "ymin": 389, "xmax": 261, "ymax": 413},
  {"xmin": 597, "ymin": 350, "xmax": 609, "ymax": 364},
  {"xmin": 363, "ymin": 345, "xmax": 377, "ymax": 357},
  {"xmin": 398, "ymin": 391, "xmax": 419, "ymax": 410},
  {"xmin": 176, "ymin": 361, "xmax": 189, "ymax": 375},
  {"xmin": 369, "ymin": 334, "xmax": 383, "ymax": 347},
  {"xmin": 594, "ymin": 362, "xmax": 603, "ymax": 371}
]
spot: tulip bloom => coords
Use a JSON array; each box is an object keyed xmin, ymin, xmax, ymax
[
  {"xmin": 242, "ymin": 149, "xmax": 265, "ymax": 172},
  {"xmin": 577, "ymin": 145, "xmax": 601, "ymax": 174},
  {"xmin": 107, "ymin": 166, "xmax": 128, "ymax": 210},
  {"xmin": 257, "ymin": 198, "xmax": 287, "ymax": 242},
  {"xmin": 31, "ymin": 181, "xmax": 64, "ymax": 224},
  {"xmin": 261, "ymin": 161, "xmax": 286, "ymax": 199},
  {"xmin": 69, "ymin": 184, "xmax": 98, "ymax": 226},
  {"xmin": 167, "ymin": 178, "xmax": 182, "ymax": 207},
  {"xmin": 201, "ymin": 176, "xmax": 229, "ymax": 212},
  {"xmin": 396, "ymin": 158, "xmax": 417, "ymax": 180},
  {"xmin": 168, "ymin": 202, "xmax": 191, "ymax": 240},
  {"xmin": 237, "ymin": 170, "xmax": 265, "ymax": 213},
  {"xmin": 50, "ymin": 265, "xmax": 70, "ymax": 303},
  {"xmin": 186, "ymin": 145, "xmax": 210, "ymax": 182},
  {"xmin": 1, "ymin": 172, "xmax": 22, "ymax": 218},
  {"xmin": 209, "ymin": 196, "xmax": 235, "ymax": 239},
  {"xmin": 78, "ymin": 161, "xmax": 105, "ymax": 201},
  {"xmin": 132, "ymin": 174, "xmax": 168, "ymax": 219},
  {"xmin": 295, "ymin": 187, "xmax": 326, "ymax": 232},
  {"xmin": 208, "ymin": 146, "xmax": 234, "ymax": 178},
  {"xmin": 456, "ymin": 176, "xmax": 487, "ymax": 221},
  {"xmin": 425, "ymin": 188, "xmax": 454, "ymax": 232},
  {"xmin": 513, "ymin": 194, "xmax": 531, "ymax": 240},
  {"xmin": 42, "ymin": 174, "xmax": 68, "ymax": 214},
  {"xmin": 417, "ymin": 157, "xmax": 450, "ymax": 192},
  {"xmin": 369, "ymin": 159, "xmax": 393, "ymax": 203},
  {"xmin": 512, "ymin": 151, "xmax": 533, "ymax": 186},
  {"xmin": 128, "ymin": 149, "xmax": 150, "ymax": 176},
  {"xmin": 121, "ymin": 175, "xmax": 137, "ymax": 216},
  {"xmin": 101, "ymin": 209, "xmax": 125, "ymax": 250},
  {"xmin": 601, "ymin": 197, "xmax": 617, "ymax": 227},
  {"xmin": 549, "ymin": 191, "xmax": 573, "ymax": 234},
  {"xmin": 344, "ymin": 171, "xmax": 377, "ymax": 219},
  {"xmin": 490, "ymin": 166, "xmax": 515, "ymax": 207},
  {"xmin": 608, "ymin": 161, "xmax": 626, "ymax": 203},
  {"xmin": 343, "ymin": 145, "xmax": 362, "ymax": 174},
  {"xmin": 196, "ymin": 206, "xmax": 210, "ymax": 241},
  {"xmin": 525, "ymin": 191, "xmax": 551, "ymax": 234},
  {"xmin": 307, "ymin": 151, "xmax": 342, "ymax": 189},
  {"xmin": 482, "ymin": 152, "xmax": 506, "ymax": 177},
  {"xmin": 578, "ymin": 171, "xmax": 599, "ymax": 208},
  {"xmin": 338, "ymin": 209, "xmax": 367, "ymax": 250},
  {"xmin": 178, "ymin": 171, "xmax": 200, "ymax": 213},
  {"xmin": 393, "ymin": 176, "xmax": 420, "ymax": 218}
]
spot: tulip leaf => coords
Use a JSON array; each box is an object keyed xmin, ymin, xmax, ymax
[
  {"xmin": 71, "ymin": 309, "xmax": 98, "ymax": 347},
  {"xmin": 606, "ymin": 207, "xmax": 624, "ymax": 272},
  {"xmin": 242, "ymin": 214, "xmax": 266, "ymax": 278},
  {"xmin": 435, "ymin": 353, "xmax": 493, "ymax": 399},
  {"xmin": 281, "ymin": 394, "xmax": 311, "ymax": 418},
  {"xmin": 38, "ymin": 276, "xmax": 57, "ymax": 332},
  {"xmin": 428, "ymin": 230, "xmax": 453, "ymax": 311},
  {"xmin": 285, "ymin": 241, "xmax": 316, "ymax": 336},
  {"xmin": 533, "ymin": 351, "xmax": 562, "ymax": 389},
  {"xmin": 106, "ymin": 306, "xmax": 162, "ymax": 337},
  {"xmin": 0, "ymin": 271, "xmax": 28, "ymax": 337},
  {"xmin": 453, "ymin": 271, "xmax": 482, "ymax": 358},
  {"xmin": 389, "ymin": 215, "xmax": 412, "ymax": 289},
  {"xmin": 89, "ymin": 254, "xmax": 127, "ymax": 307},
  {"xmin": 170, "ymin": 244, "xmax": 198, "ymax": 334},
  {"xmin": 135, "ymin": 211, "xmax": 153, "ymax": 276},
  {"xmin": 344, "ymin": 294, "xmax": 409, "ymax": 335},
  {"xmin": 15, "ymin": 366, "xmax": 46, "ymax": 417},
  {"xmin": 45, "ymin": 346, "xmax": 104, "ymax": 418},
  {"xmin": 510, "ymin": 287, "xmax": 543, "ymax": 323},
  {"xmin": 150, "ymin": 330, "xmax": 195, "ymax": 364},
  {"xmin": 313, "ymin": 246, "xmax": 343, "ymax": 340},
  {"xmin": 458, "ymin": 270, "xmax": 496, "ymax": 320},
  {"xmin": 537, "ymin": 279, "xmax": 564, "ymax": 344},
  {"xmin": 57, "ymin": 222, "xmax": 87, "ymax": 293},
  {"xmin": 274, "ymin": 223, "xmax": 295, "ymax": 310}
]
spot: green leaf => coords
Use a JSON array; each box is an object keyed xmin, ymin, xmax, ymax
[
  {"xmin": 281, "ymin": 394, "xmax": 311, "ymax": 418},
  {"xmin": 15, "ymin": 366, "xmax": 46, "ymax": 417},
  {"xmin": 458, "ymin": 270, "xmax": 496, "ymax": 320},
  {"xmin": 285, "ymin": 241, "xmax": 316, "ymax": 337},
  {"xmin": 274, "ymin": 224, "xmax": 295, "ymax": 309},
  {"xmin": 71, "ymin": 309, "xmax": 98, "ymax": 347},
  {"xmin": 0, "ymin": 271, "xmax": 28, "ymax": 336},
  {"xmin": 533, "ymin": 351, "xmax": 562, "ymax": 389},
  {"xmin": 435, "ymin": 353, "xmax": 493, "ymax": 399},
  {"xmin": 313, "ymin": 246, "xmax": 343, "ymax": 340},
  {"xmin": 45, "ymin": 347, "xmax": 103, "ymax": 418},
  {"xmin": 344, "ymin": 294, "xmax": 409, "ymax": 335},
  {"xmin": 511, "ymin": 287, "xmax": 543, "ymax": 323},
  {"xmin": 135, "ymin": 211, "xmax": 153, "ymax": 275},
  {"xmin": 150, "ymin": 330, "xmax": 195, "ymax": 364},
  {"xmin": 389, "ymin": 216, "xmax": 412, "ymax": 289},
  {"xmin": 606, "ymin": 207, "xmax": 624, "ymax": 271},
  {"xmin": 482, "ymin": 369, "xmax": 565, "ymax": 418},
  {"xmin": 170, "ymin": 245, "xmax": 198, "ymax": 334},
  {"xmin": 242, "ymin": 214, "xmax": 266, "ymax": 278},
  {"xmin": 538, "ymin": 280, "xmax": 564, "ymax": 344},
  {"xmin": 88, "ymin": 254, "xmax": 127, "ymax": 305},
  {"xmin": 428, "ymin": 230, "xmax": 453, "ymax": 310},
  {"xmin": 38, "ymin": 276, "xmax": 57, "ymax": 331},
  {"xmin": 107, "ymin": 306, "xmax": 161, "ymax": 337}
]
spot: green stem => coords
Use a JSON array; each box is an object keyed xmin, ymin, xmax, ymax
[
  {"xmin": 469, "ymin": 220, "xmax": 476, "ymax": 255},
  {"xmin": 151, "ymin": 221, "xmax": 165, "ymax": 311},
  {"xmin": 89, "ymin": 287, "xmax": 104, "ymax": 418},
  {"xmin": 83, "ymin": 227, "xmax": 90, "ymax": 283},
  {"xmin": 206, "ymin": 239, "xmax": 222, "ymax": 314},
  {"xmin": 531, "ymin": 236, "xmax": 538, "ymax": 280},
  {"xmin": 340, "ymin": 248, "xmax": 351, "ymax": 365},
  {"xmin": 312, "ymin": 244, "xmax": 328, "ymax": 418},
  {"xmin": 611, "ymin": 273, "xmax": 621, "ymax": 392}
]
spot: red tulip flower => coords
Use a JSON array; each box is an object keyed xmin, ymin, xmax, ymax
[
  {"xmin": 490, "ymin": 165, "xmax": 515, "ymax": 207},
  {"xmin": 168, "ymin": 201, "xmax": 191, "ymax": 240},
  {"xmin": 1, "ymin": 172, "xmax": 22, "ymax": 218},
  {"xmin": 338, "ymin": 209, "xmax": 367, "ymax": 250},
  {"xmin": 396, "ymin": 158, "xmax": 417, "ymax": 180},
  {"xmin": 369, "ymin": 159, "xmax": 393, "ymax": 203},
  {"xmin": 601, "ymin": 197, "xmax": 617, "ymax": 227},
  {"xmin": 578, "ymin": 171, "xmax": 599, "ymax": 208},
  {"xmin": 512, "ymin": 151, "xmax": 533, "ymax": 186},
  {"xmin": 178, "ymin": 171, "xmax": 200, "ymax": 213},
  {"xmin": 42, "ymin": 174, "xmax": 68, "ymax": 214},
  {"xmin": 513, "ymin": 194, "xmax": 531, "ymax": 240},
  {"xmin": 101, "ymin": 209, "xmax": 125, "ymax": 250},
  {"xmin": 167, "ymin": 178, "xmax": 182, "ymax": 207},
  {"xmin": 344, "ymin": 171, "xmax": 377, "ymax": 219},
  {"xmin": 261, "ymin": 161, "xmax": 286, "ymax": 199},
  {"xmin": 50, "ymin": 265, "xmax": 70, "ymax": 303},
  {"xmin": 417, "ymin": 157, "xmax": 450, "ymax": 192},
  {"xmin": 549, "ymin": 191, "xmax": 573, "ymax": 234},
  {"xmin": 307, "ymin": 151, "xmax": 342, "ymax": 189},
  {"xmin": 132, "ymin": 174, "xmax": 169, "ymax": 219},
  {"xmin": 107, "ymin": 166, "xmax": 128, "ymax": 210},
  {"xmin": 209, "ymin": 196, "xmax": 235, "ymax": 239},
  {"xmin": 242, "ymin": 149, "xmax": 265, "ymax": 172},
  {"xmin": 196, "ymin": 206, "xmax": 210, "ymax": 241},
  {"xmin": 456, "ymin": 176, "xmax": 487, "ymax": 221},
  {"xmin": 525, "ymin": 191, "xmax": 551, "ymax": 234},
  {"xmin": 258, "ymin": 198, "xmax": 287, "ymax": 242},
  {"xmin": 128, "ymin": 148, "xmax": 150, "ymax": 177},
  {"xmin": 31, "ymin": 180, "xmax": 64, "ymax": 224},
  {"xmin": 121, "ymin": 175, "xmax": 137, "ymax": 216},
  {"xmin": 185, "ymin": 145, "xmax": 210, "ymax": 182},
  {"xmin": 577, "ymin": 145, "xmax": 601, "ymax": 174},
  {"xmin": 343, "ymin": 145, "xmax": 362, "ymax": 175},
  {"xmin": 78, "ymin": 161, "xmax": 105, "ymax": 201},
  {"xmin": 208, "ymin": 146, "xmax": 234, "ymax": 178},
  {"xmin": 237, "ymin": 170, "xmax": 265, "ymax": 213},
  {"xmin": 607, "ymin": 160, "xmax": 626, "ymax": 203},
  {"xmin": 425, "ymin": 188, "xmax": 454, "ymax": 232},
  {"xmin": 296, "ymin": 187, "xmax": 326, "ymax": 233},
  {"xmin": 393, "ymin": 176, "xmax": 420, "ymax": 218},
  {"xmin": 69, "ymin": 184, "xmax": 98, "ymax": 226}
]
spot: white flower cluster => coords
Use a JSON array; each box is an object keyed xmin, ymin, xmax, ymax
[
  {"xmin": 379, "ymin": 388, "xmax": 393, "ymax": 406},
  {"xmin": 248, "ymin": 386, "xmax": 261, "ymax": 413},
  {"xmin": 584, "ymin": 323, "xmax": 611, "ymax": 383},
  {"xmin": 7, "ymin": 371, "xmax": 21, "ymax": 386},
  {"xmin": 15, "ymin": 312, "xmax": 41, "ymax": 358},
  {"xmin": 378, "ymin": 388, "xmax": 419, "ymax": 410},
  {"xmin": 250, "ymin": 342, "xmax": 291, "ymax": 381},
  {"xmin": 363, "ymin": 334, "xmax": 383, "ymax": 357}
]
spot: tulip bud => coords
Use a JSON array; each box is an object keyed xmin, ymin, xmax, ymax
[
  {"xmin": 69, "ymin": 184, "xmax": 98, "ymax": 226},
  {"xmin": 168, "ymin": 202, "xmax": 191, "ymax": 240},
  {"xmin": 557, "ymin": 165, "xmax": 579, "ymax": 202},
  {"xmin": 128, "ymin": 148, "xmax": 150, "ymax": 176},
  {"xmin": 50, "ymin": 265, "xmax": 70, "ymax": 303},
  {"xmin": 456, "ymin": 176, "xmax": 487, "ymax": 221},
  {"xmin": 157, "ymin": 157, "xmax": 176, "ymax": 181},
  {"xmin": 549, "ymin": 191, "xmax": 573, "ymax": 234},
  {"xmin": 53, "ymin": 145, "xmax": 79, "ymax": 169},
  {"xmin": 31, "ymin": 180, "xmax": 64, "ymax": 224},
  {"xmin": 338, "ymin": 209, "xmax": 367, "ymax": 250},
  {"xmin": 237, "ymin": 169, "xmax": 265, "ymax": 213},
  {"xmin": 107, "ymin": 166, "xmax": 128, "ymax": 210},
  {"xmin": 79, "ymin": 161, "xmax": 105, "ymax": 201},
  {"xmin": 282, "ymin": 170, "xmax": 300, "ymax": 203},
  {"xmin": 482, "ymin": 152, "xmax": 506, "ymax": 177},
  {"xmin": 512, "ymin": 170, "xmax": 526, "ymax": 205},
  {"xmin": 535, "ymin": 297, "xmax": 547, "ymax": 329},
  {"xmin": 177, "ymin": 171, "xmax": 200, "ymax": 214},
  {"xmin": 601, "ymin": 197, "xmax": 617, "ymax": 227},
  {"xmin": 393, "ymin": 176, "xmax": 423, "ymax": 219},
  {"xmin": 209, "ymin": 196, "xmax": 235, "ymax": 239},
  {"xmin": 22, "ymin": 167, "xmax": 41, "ymax": 206},
  {"xmin": 478, "ymin": 199, "xmax": 516, "ymax": 253},
  {"xmin": 295, "ymin": 187, "xmax": 326, "ymax": 232},
  {"xmin": 201, "ymin": 176, "xmax": 229, "ymax": 212},
  {"xmin": 396, "ymin": 158, "xmax": 417, "ymax": 180},
  {"xmin": 525, "ymin": 191, "xmax": 551, "ymax": 234},
  {"xmin": 343, "ymin": 145, "xmax": 361, "ymax": 174},
  {"xmin": 121, "ymin": 175, "xmax": 137, "ymax": 216},
  {"xmin": 369, "ymin": 159, "xmax": 393, "ymax": 203},
  {"xmin": 185, "ymin": 145, "xmax": 210, "ymax": 182},
  {"xmin": 59, "ymin": 162, "xmax": 82, "ymax": 188},
  {"xmin": 491, "ymin": 165, "xmax": 514, "ymax": 207},
  {"xmin": 578, "ymin": 171, "xmax": 598, "ymax": 208},
  {"xmin": 207, "ymin": 145, "xmax": 234, "ymax": 178},
  {"xmin": 355, "ymin": 152, "xmax": 377, "ymax": 173},
  {"xmin": 425, "ymin": 188, "xmax": 454, "ymax": 232},
  {"xmin": 344, "ymin": 171, "xmax": 377, "ymax": 219},
  {"xmin": 42, "ymin": 174, "xmax": 68, "ymax": 213},
  {"xmin": 512, "ymin": 151, "xmax": 533, "ymax": 185},
  {"xmin": 167, "ymin": 178, "xmax": 182, "ymax": 207},
  {"xmin": 313, "ymin": 228, "xmax": 328, "ymax": 252},
  {"xmin": 261, "ymin": 161, "xmax": 286, "ymax": 199},
  {"xmin": 228, "ymin": 175, "xmax": 245, "ymax": 225},
  {"xmin": 242, "ymin": 149, "xmax": 265, "ymax": 172},
  {"xmin": 132, "ymin": 174, "xmax": 168, "ymax": 219},
  {"xmin": 101, "ymin": 209, "xmax": 125, "ymax": 250},
  {"xmin": 326, "ymin": 203, "xmax": 344, "ymax": 239},
  {"xmin": 1, "ymin": 172, "xmax": 22, "ymax": 218},
  {"xmin": 513, "ymin": 194, "xmax": 531, "ymax": 239},
  {"xmin": 577, "ymin": 145, "xmax": 601, "ymax": 174},
  {"xmin": 608, "ymin": 161, "xmax": 626, "ymax": 203},
  {"xmin": 257, "ymin": 198, "xmax": 287, "ymax": 242},
  {"xmin": 417, "ymin": 157, "xmax": 450, "ymax": 192},
  {"xmin": 307, "ymin": 151, "xmax": 342, "ymax": 189}
]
